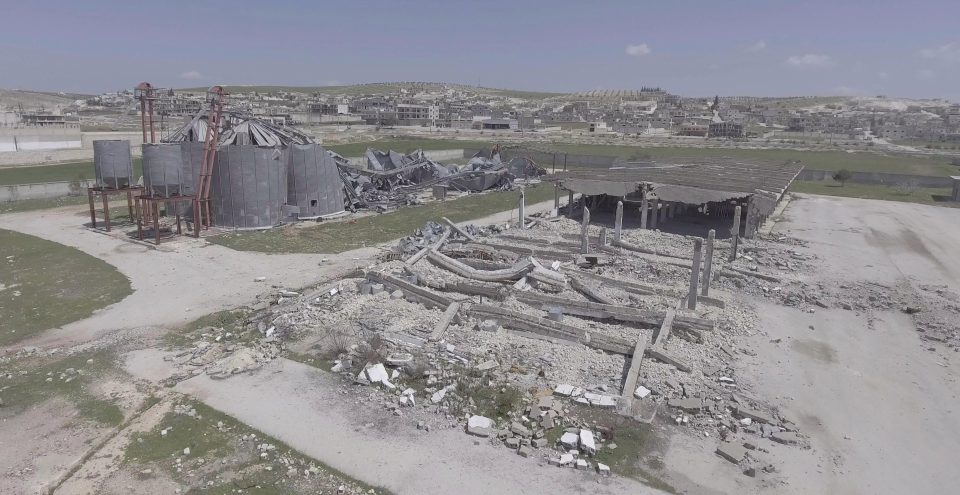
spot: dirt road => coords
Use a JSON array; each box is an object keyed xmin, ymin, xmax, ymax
[
  {"xmin": 0, "ymin": 206, "xmax": 378, "ymax": 353},
  {"xmin": 665, "ymin": 194, "xmax": 960, "ymax": 494},
  {"xmin": 124, "ymin": 352, "xmax": 665, "ymax": 495}
]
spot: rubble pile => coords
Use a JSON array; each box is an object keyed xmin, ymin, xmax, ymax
[{"xmin": 198, "ymin": 209, "xmax": 824, "ymax": 481}]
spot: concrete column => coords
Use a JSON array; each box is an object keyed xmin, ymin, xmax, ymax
[
  {"xmin": 730, "ymin": 205, "xmax": 742, "ymax": 261},
  {"xmin": 567, "ymin": 191, "xmax": 575, "ymax": 219},
  {"xmin": 701, "ymin": 229, "xmax": 715, "ymax": 296},
  {"xmin": 688, "ymin": 238, "xmax": 703, "ymax": 310},
  {"xmin": 667, "ymin": 202, "xmax": 675, "ymax": 219},
  {"xmin": 518, "ymin": 189, "xmax": 525, "ymax": 229},
  {"xmin": 554, "ymin": 184, "xmax": 560, "ymax": 210},
  {"xmin": 599, "ymin": 226, "xmax": 607, "ymax": 246},
  {"xmin": 659, "ymin": 201, "xmax": 669, "ymax": 223},
  {"xmin": 614, "ymin": 200, "xmax": 624, "ymax": 241},
  {"xmin": 650, "ymin": 198, "xmax": 659, "ymax": 229},
  {"xmin": 580, "ymin": 206, "xmax": 591, "ymax": 254},
  {"xmin": 640, "ymin": 195, "xmax": 649, "ymax": 230}
]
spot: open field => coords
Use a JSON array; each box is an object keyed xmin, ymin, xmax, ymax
[
  {"xmin": 790, "ymin": 180, "xmax": 958, "ymax": 206},
  {"xmin": 209, "ymin": 183, "xmax": 554, "ymax": 253},
  {"xmin": 0, "ymin": 157, "xmax": 144, "ymax": 186},
  {"xmin": 545, "ymin": 143, "xmax": 958, "ymax": 176},
  {"xmin": 0, "ymin": 228, "xmax": 132, "ymax": 346},
  {"xmin": 326, "ymin": 137, "xmax": 491, "ymax": 157}
]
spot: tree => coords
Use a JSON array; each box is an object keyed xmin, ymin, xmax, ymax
[{"xmin": 832, "ymin": 169, "xmax": 853, "ymax": 187}]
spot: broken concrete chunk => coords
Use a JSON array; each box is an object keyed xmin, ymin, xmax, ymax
[
  {"xmin": 505, "ymin": 437, "xmax": 520, "ymax": 449},
  {"xmin": 476, "ymin": 320, "xmax": 500, "ymax": 333},
  {"xmin": 579, "ymin": 429, "xmax": 596, "ymax": 455},
  {"xmin": 575, "ymin": 458, "xmax": 589, "ymax": 470},
  {"xmin": 510, "ymin": 421, "xmax": 531, "ymax": 437},
  {"xmin": 560, "ymin": 432, "xmax": 579, "ymax": 450},
  {"xmin": 734, "ymin": 405, "xmax": 776, "ymax": 425},
  {"xmin": 597, "ymin": 462, "xmax": 611, "ymax": 475},
  {"xmin": 476, "ymin": 359, "xmax": 499, "ymax": 371},
  {"xmin": 431, "ymin": 389, "xmax": 447, "ymax": 403},
  {"xmin": 558, "ymin": 453, "xmax": 574, "ymax": 466},
  {"xmin": 634, "ymin": 385, "xmax": 651, "ymax": 399},
  {"xmin": 716, "ymin": 443, "xmax": 748, "ymax": 464},
  {"xmin": 771, "ymin": 431, "xmax": 800, "ymax": 445},
  {"xmin": 385, "ymin": 353, "xmax": 413, "ymax": 366},
  {"xmin": 668, "ymin": 398, "xmax": 705, "ymax": 413},
  {"xmin": 517, "ymin": 445, "xmax": 532, "ymax": 457},
  {"xmin": 554, "ymin": 384, "xmax": 575, "ymax": 396}
]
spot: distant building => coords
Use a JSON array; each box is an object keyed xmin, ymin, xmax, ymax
[
  {"xmin": 476, "ymin": 118, "xmax": 517, "ymax": 130},
  {"xmin": 708, "ymin": 122, "xmax": 744, "ymax": 138}
]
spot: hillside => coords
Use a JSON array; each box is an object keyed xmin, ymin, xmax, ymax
[{"xmin": 0, "ymin": 88, "xmax": 90, "ymax": 112}]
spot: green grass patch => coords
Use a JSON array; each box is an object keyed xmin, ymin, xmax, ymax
[
  {"xmin": 544, "ymin": 143, "xmax": 956, "ymax": 176},
  {"xmin": 0, "ymin": 349, "xmax": 123, "ymax": 425},
  {"xmin": 326, "ymin": 138, "xmax": 490, "ymax": 158},
  {"xmin": 0, "ymin": 229, "xmax": 132, "ymax": 346},
  {"xmin": 0, "ymin": 195, "xmax": 88, "ymax": 214},
  {"xmin": 125, "ymin": 400, "xmax": 390, "ymax": 494},
  {"xmin": 164, "ymin": 308, "xmax": 251, "ymax": 349},
  {"xmin": 0, "ymin": 157, "xmax": 143, "ymax": 186},
  {"xmin": 791, "ymin": 181, "xmax": 958, "ymax": 206},
  {"xmin": 564, "ymin": 403, "xmax": 676, "ymax": 493},
  {"xmin": 208, "ymin": 184, "xmax": 554, "ymax": 253}
]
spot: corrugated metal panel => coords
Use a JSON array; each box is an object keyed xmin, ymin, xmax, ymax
[
  {"xmin": 286, "ymin": 144, "xmax": 345, "ymax": 219},
  {"xmin": 142, "ymin": 143, "xmax": 185, "ymax": 197},
  {"xmin": 93, "ymin": 140, "xmax": 133, "ymax": 188},
  {"xmin": 210, "ymin": 145, "xmax": 287, "ymax": 229}
]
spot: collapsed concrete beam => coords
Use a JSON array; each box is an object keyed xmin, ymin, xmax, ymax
[
  {"xmin": 442, "ymin": 216, "xmax": 476, "ymax": 241},
  {"xmin": 466, "ymin": 304, "xmax": 634, "ymax": 355},
  {"xmin": 569, "ymin": 276, "xmax": 616, "ymax": 305},
  {"xmin": 427, "ymin": 249, "xmax": 535, "ymax": 282},
  {"xmin": 511, "ymin": 291, "xmax": 714, "ymax": 333},
  {"xmin": 621, "ymin": 331, "xmax": 649, "ymax": 398},
  {"xmin": 365, "ymin": 271, "xmax": 452, "ymax": 308},
  {"xmin": 610, "ymin": 238, "xmax": 690, "ymax": 264},
  {"xmin": 470, "ymin": 241, "xmax": 574, "ymax": 262},
  {"xmin": 558, "ymin": 267, "xmax": 661, "ymax": 296},
  {"xmin": 722, "ymin": 266, "xmax": 782, "ymax": 283},
  {"xmin": 645, "ymin": 347, "xmax": 691, "ymax": 373},
  {"xmin": 430, "ymin": 302, "xmax": 461, "ymax": 341},
  {"xmin": 652, "ymin": 309, "xmax": 676, "ymax": 347}
]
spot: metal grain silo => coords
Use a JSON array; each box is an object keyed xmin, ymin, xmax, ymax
[
  {"xmin": 142, "ymin": 143, "xmax": 186, "ymax": 197},
  {"xmin": 210, "ymin": 145, "xmax": 288, "ymax": 229},
  {"xmin": 179, "ymin": 141, "xmax": 206, "ymax": 196},
  {"xmin": 286, "ymin": 144, "xmax": 345, "ymax": 219},
  {"xmin": 93, "ymin": 140, "xmax": 133, "ymax": 189}
]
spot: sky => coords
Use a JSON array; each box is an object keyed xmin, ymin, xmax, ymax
[{"xmin": 2, "ymin": 0, "xmax": 959, "ymax": 101}]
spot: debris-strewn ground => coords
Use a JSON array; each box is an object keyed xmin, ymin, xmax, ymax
[{"xmin": 164, "ymin": 206, "xmax": 839, "ymax": 492}]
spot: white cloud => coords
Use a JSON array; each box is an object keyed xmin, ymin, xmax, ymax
[
  {"xmin": 877, "ymin": 71, "xmax": 889, "ymax": 79},
  {"xmin": 920, "ymin": 41, "xmax": 960, "ymax": 64},
  {"xmin": 625, "ymin": 43, "xmax": 651, "ymax": 56},
  {"xmin": 744, "ymin": 40, "xmax": 767, "ymax": 53},
  {"xmin": 917, "ymin": 69, "xmax": 936, "ymax": 79},
  {"xmin": 785, "ymin": 54, "xmax": 834, "ymax": 69},
  {"xmin": 179, "ymin": 70, "xmax": 204, "ymax": 80}
]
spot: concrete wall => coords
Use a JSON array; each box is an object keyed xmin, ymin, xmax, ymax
[
  {"xmin": 1, "ymin": 179, "xmax": 94, "ymax": 202},
  {"xmin": 0, "ymin": 127, "xmax": 82, "ymax": 152},
  {"xmin": 798, "ymin": 169, "xmax": 954, "ymax": 188}
]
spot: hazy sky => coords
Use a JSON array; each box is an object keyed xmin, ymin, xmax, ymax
[{"xmin": 2, "ymin": 0, "xmax": 959, "ymax": 100}]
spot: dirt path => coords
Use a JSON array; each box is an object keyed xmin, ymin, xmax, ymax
[
  {"xmin": 0, "ymin": 205, "xmax": 378, "ymax": 353},
  {"xmin": 0, "ymin": 197, "xmax": 564, "ymax": 354},
  {"xmin": 123, "ymin": 350, "xmax": 665, "ymax": 495},
  {"xmin": 663, "ymin": 194, "xmax": 960, "ymax": 494}
]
